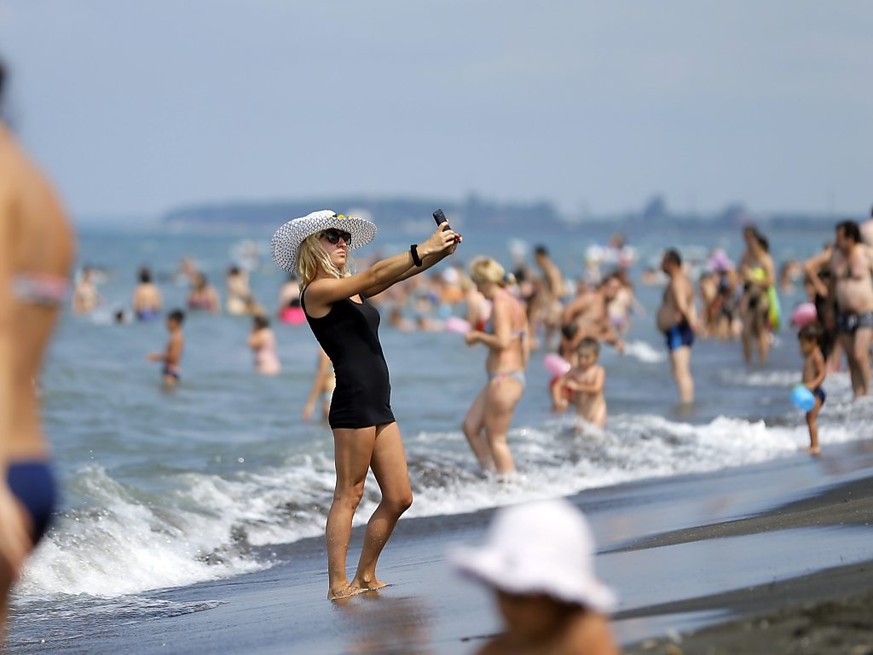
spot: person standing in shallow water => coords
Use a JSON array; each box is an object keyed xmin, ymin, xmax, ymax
[
  {"xmin": 272, "ymin": 210, "xmax": 460, "ymax": 600},
  {"xmin": 657, "ymin": 248, "xmax": 696, "ymax": 404},
  {"xmin": 462, "ymin": 257, "xmax": 529, "ymax": 477},
  {"xmin": 738, "ymin": 226, "xmax": 776, "ymax": 364},
  {"xmin": 0, "ymin": 58, "xmax": 76, "ymax": 642},
  {"xmin": 830, "ymin": 220, "xmax": 873, "ymax": 399}
]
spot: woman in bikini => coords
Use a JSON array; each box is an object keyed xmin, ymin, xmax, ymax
[
  {"xmin": 462, "ymin": 257, "xmax": 530, "ymax": 477},
  {"xmin": 738, "ymin": 226, "xmax": 776, "ymax": 364},
  {"xmin": 271, "ymin": 210, "xmax": 460, "ymax": 600},
  {"xmin": 0, "ymin": 59, "xmax": 75, "ymax": 640}
]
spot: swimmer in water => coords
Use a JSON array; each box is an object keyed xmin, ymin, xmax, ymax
[{"xmin": 148, "ymin": 309, "xmax": 185, "ymax": 387}]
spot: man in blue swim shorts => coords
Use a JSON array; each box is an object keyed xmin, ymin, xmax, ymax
[{"xmin": 656, "ymin": 249, "xmax": 697, "ymax": 404}]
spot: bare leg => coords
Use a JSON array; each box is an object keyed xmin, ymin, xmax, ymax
[
  {"xmin": 0, "ymin": 495, "xmax": 32, "ymax": 642},
  {"xmin": 757, "ymin": 328, "xmax": 770, "ymax": 364},
  {"xmin": 670, "ymin": 346, "xmax": 694, "ymax": 404},
  {"xmin": 839, "ymin": 333, "xmax": 867, "ymax": 399},
  {"xmin": 0, "ymin": 585, "xmax": 8, "ymax": 645},
  {"xmin": 806, "ymin": 401, "xmax": 821, "ymax": 456},
  {"xmin": 853, "ymin": 327, "xmax": 872, "ymax": 397},
  {"xmin": 484, "ymin": 377, "xmax": 524, "ymax": 475},
  {"xmin": 462, "ymin": 386, "xmax": 495, "ymax": 471},
  {"xmin": 826, "ymin": 339, "xmax": 843, "ymax": 374},
  {"xmin": 741, "ymin": 319, "xmax": 753, "ymax": 364},
  {"xmin": 326, "ymin": 427, "xmax": 376, "ymax": 599},
  {"xmin": 350, "ymin": 422, "xmax": 413, "ymax": 592}
]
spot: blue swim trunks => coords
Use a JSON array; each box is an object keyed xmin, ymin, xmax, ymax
[
  {"xmin": 7, "ymin": 461, "xmax": 57, "ymax": 545},
  {"xmin": 664, "ymin": 322, "xmax": 694, "ymax": 351},
  {"xmin": 813, "ymin": 387, "xmax": 826, "ymax": 406},
  {"xmin": 136, "ymin": 309, "xmax": 161, "ymax": 322}
]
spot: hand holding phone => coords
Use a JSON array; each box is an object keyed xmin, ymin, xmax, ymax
[
  {"xmin": 433, "ymin": 209, "xmax": 450, "ymax": 231},
  {"xmin": 433, "ymin": 208, "xmax": 461, "ymax": 246}
]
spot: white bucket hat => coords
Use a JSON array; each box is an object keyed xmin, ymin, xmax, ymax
[
  {"xmin": 450, "ymin": 499, "xmax": 617, "ymax": 613},
  {"xmin": 271, "ymin": 209, "xmax": 378, "ymax": 274}
]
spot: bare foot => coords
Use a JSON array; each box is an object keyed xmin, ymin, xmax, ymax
[
  {"xmin": 349, "ymin": 578, "xmax": 389, "ymax": 593},
  {"xmin": 808, "ymin": 446, "xmax": 821, "ymax": 457},
  {"xmin": 328, "ymin": 584, "xmax": 369, "ymax": 601}
]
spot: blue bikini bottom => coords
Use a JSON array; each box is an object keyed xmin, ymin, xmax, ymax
[{"xmin": 7, "ymin": 461, "xmax": 57, "ymax": 545}]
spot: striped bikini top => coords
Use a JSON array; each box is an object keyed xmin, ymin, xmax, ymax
[{"xmin": 12, "ymin": 272, "xmax": 70, "ymax": 306}]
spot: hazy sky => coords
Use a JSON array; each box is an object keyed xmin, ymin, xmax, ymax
[{"xmin": 1, "ymin": 1, "xmax": 871, "ymax": 221}]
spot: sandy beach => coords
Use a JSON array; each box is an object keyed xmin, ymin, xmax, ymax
[{"xmin": 8, "ymin": 437, "xmax": 873, "ymax": 654}]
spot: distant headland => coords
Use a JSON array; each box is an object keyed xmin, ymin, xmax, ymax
[{"xmin": 161, "ymin": 194, "xmax": 839, "ymax": 233}]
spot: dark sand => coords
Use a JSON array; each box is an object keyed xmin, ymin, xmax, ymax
[{"xmin": 9, "ymin": 439, "xmax": 873, "ymax": 654}]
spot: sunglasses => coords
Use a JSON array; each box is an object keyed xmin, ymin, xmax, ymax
[{"xmin": 320, "ymin": 229, "xmax": 352, "ymax": 246}]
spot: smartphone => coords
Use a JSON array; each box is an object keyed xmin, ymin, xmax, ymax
[{"xmin": 433, "ymin": 209, "xmax": 450, "ymax": 231}]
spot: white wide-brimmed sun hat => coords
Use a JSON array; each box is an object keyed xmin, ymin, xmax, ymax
[
  {"xmin": 450, "ymin": 498, "xmax": 617, "ymax": 613},
  {"xmin": 271, "ymin": 209, "xmax": 377, "ymax": 274}
]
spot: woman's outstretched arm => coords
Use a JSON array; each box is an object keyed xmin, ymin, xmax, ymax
[{"xmin": 304, "ymin": 226, "xmax": 459, "ymax": 314}]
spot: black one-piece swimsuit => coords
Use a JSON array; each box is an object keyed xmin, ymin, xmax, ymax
[{"xmin": 302, "ymin": 290, "xmax": 395, "ymax": 429}]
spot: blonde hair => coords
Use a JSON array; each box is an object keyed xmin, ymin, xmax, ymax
[
  {"xmin": 469, "ymin": 257, "xmax": 513, "ymax": 287},
  {"xmin": 296, "ymin": 233, "xmax": 351, "ymax": 288}
]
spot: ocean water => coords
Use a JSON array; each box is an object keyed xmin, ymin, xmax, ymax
[{"xmin": 12, "ymin": 217, "xmax": 871, "ymax": 626}]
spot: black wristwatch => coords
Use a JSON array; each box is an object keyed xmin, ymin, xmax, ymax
[{"xmin": 410, "ymin": 244, "xmax": 423, "ymax": 267}]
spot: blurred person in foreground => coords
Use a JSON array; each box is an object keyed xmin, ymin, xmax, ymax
[
  {"xmin": 0, "ymin": 58, "xmax": 75, "ymax": 639},
  {"xmin": 451, "ymin": 498, "xmax": 620, "ymax": 655}
]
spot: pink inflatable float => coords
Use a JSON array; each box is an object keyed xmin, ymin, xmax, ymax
[
  {"xmin": 791, "ymin": 303, "xmax": 817, "ymax": 328},
  {"xmin": 543, "ymin": 353, "xmax": 571, "ymax": 376},
  {"xmin": 444, "ymin": 316, "xmax": 471, "ymax": 334}
]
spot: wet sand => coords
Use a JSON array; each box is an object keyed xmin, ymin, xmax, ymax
[{"xmin": 9, "ymin": 439, "xmax": 873, "ymax": 654}]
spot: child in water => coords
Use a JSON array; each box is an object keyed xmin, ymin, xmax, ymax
[
  {"xmin": 148, "ymin": 309, "xmax": 185, "ymax": 387},
  {"xmin": 249, "ymin": 314, "xmax": 281, "ymax": 376},
  {"xmin": 798, "ymin": 323, "xmax": 826, "ymax": 455},
  {"xmin": 451, "ymin": 499, "xmax": 620, "ymax": 655},
  {"xmin": 552, "ymin": 337, "xmax": 607, "ymax": 429}
]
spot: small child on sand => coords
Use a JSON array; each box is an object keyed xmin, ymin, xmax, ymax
[
  {"xmin": 148, "ymin": 309, "xmax": 185, "ymax": 387},
  {"xmin": 798, "ymin": 323, "xmax": 826, "ymax": 455},
  {"xmin": 451, "ymin": 498, "xmax": 620, "ymax": 655},
  {"xmin": 552, "ymin": 337, "xmax": 607, "ymax": 428}
]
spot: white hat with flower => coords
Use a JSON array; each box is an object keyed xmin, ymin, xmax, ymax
[{"xmin": 271, "ymin": 209, "xmax": 377, "ymax": 273}]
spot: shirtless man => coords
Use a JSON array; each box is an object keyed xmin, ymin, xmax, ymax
[
  {"xmin": 830, "ymin": 220, "xmax": 873, "ymax": 398},
  {"xmin": 533, "ymin": 245, "xmax": 566, "ymax": 349},
  {"xmin": 561, "ymin": 280, "xmax": 623, "ymax": 352},
  {"xmin": 657, "ymin": 249, "xmax": 696, "ymax": 404}
]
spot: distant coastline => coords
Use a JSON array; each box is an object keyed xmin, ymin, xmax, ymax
[{"xmin": 159, "ymin": 194, "xmax": 840, "ymax": 234}]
